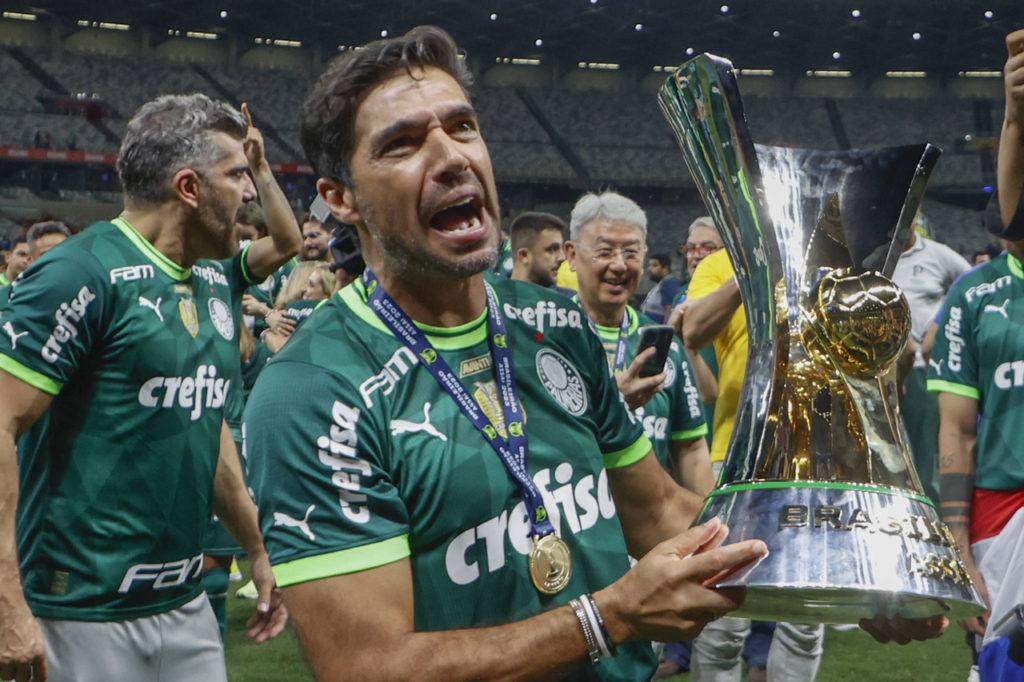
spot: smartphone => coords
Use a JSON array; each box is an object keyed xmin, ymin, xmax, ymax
[{"xmin": 637, "ymin": 325, "xmax": 674, "ymax": 377}]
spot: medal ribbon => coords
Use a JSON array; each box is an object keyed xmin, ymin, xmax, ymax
[{"xmin": 362, "ymin": 270, "xmax": 555, "ymax": 539}]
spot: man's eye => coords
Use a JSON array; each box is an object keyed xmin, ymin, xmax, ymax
[{"xmin": 383, "ymin": 137, "xmax": 415, "ymax": 154}]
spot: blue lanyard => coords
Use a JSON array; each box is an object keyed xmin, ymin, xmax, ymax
[
  {"xmin": 573, "ymin": 295, "xmax": 631, "ymax": 373},
  {"xmin": 362, "ymin": 271, "xmax": 555, "ymax": 539}
]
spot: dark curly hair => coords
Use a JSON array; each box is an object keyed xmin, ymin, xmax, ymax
[{"xmin": 300, "ymin": 25, "xmax": 473, "ymax": 185}]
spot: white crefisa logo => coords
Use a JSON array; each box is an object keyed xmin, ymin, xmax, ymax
[
  {"xmin": 41, "ymin": 286, "xmax": 96, "ymax": 363},
  {"xmin": 535, "ymin": 349, "xmax": 587, "ymax": 416},
  {"xmin": 137, "ymin": 364, "xmax": 230, "ymax": 421},
  {"xmin": 208, "ymin": 297, "xmax": 234, "ymax": 341},
  {"xmin": 317, "ymin": 400, "xmax": 371, "ymax": 524},
  {"xmin": 444, "ymin": 463, "xmax": 616, "ymax": 586},
  {"xmin": 192, "ymin": 262, "xmax": 229, "ymax": 287}
]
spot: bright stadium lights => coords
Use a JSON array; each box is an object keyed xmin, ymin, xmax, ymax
[
  {"xmin": 634, "ymin": 23, "xmax": 643, "ymax": 31},
  {"xmin": 535, "ymin": 38, "xmax": 543, "ymax": 46},
  {"xmin": 2, "ymin": 11, "xmax": 37, "ymax": 21},
  {"xmin": 186, "ymin": 31, "xmax": 217, "ymax": 40},
  {"xmin": 772, "ymin": 30, "xmax": 781, "ymax": 38},
  {"xmin": 851, "ymin": 9, "xmax": 861, "ymax": 18},
  {"xmin": 219, "ymin": 10, "xmax": 228, "ymax": 19},
  {"xmin": 912, "ymin": 32, "xmax": 922, "ymax": 41},
  {"xmin": 739, "ymin": 68, "xmax": 775, "ymax": 76},
  {"xmin": 686, "ymin": 47, "xmax": 695, "ymax": 55},
  {"xmin": 958, "ymin": 70, "xmax": 1001, "ymax": 78},
  {"xmin": 832, "ymin": 51, "xmax": 841, "ymax": 60},
  {"xmin": 380, "ymin": 29, "xmax": 388, "ymax": 37},
  {"xmin": 495, "ymin": 57, "xmax": 541, "ymax": 66},
  {"xmin": 578, "ymin": 61, "xmax": 620, "ymax": 70},
  {"xmin": 77, "ymin": 20, "xmax": 130, "ymax": 31},
  {"xmin": 984, "ymin": 10, "xmax": 994, "ymax": 19},
  {"xmin": 490, "ymin": 13, "xmax": 498, "ymax": 20},
  {"xmin": 886, "ymin": 71, "xmax": 926, "ymax": 78},
  {"xmin": 806, "ymin": 70, "xmax": 852, "ymax": 78},
  {"xmin": 720, "ymin": 5, "xmax": 730, "ymax": 13},
  {"xmin": 254, "ymin": 38, "xmax": 301, "ymax": 47}
]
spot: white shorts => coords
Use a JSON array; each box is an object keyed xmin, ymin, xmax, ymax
[{"xmin": 38, "ymin": 593, "xmax": 227, "ymax": 682}]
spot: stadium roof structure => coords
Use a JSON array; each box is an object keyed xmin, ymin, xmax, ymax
[{"xmin": 7, "ymin": 0, "xmax": 1023, "ymax": 79}]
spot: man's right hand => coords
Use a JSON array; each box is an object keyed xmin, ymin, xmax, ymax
[
  {"xmin": 594, "ymin": 518, "xmax": 767, "ymax": 644},
  {"xmin": 0, "ymin": 590, "xmax": 47, "ymax": 682}
]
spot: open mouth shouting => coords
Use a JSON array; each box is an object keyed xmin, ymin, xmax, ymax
[{"xmin": 428, "ymin": 194, "xmax": 487, "ymax": 240}]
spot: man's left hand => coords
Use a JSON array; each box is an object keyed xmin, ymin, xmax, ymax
[
  {"xmin": 858, "ymin": 614, "xmax": 948, "ymax": 645},
  {"xmin": 246, "ymin": 552, "xmax": 288, "ymax": 643}
]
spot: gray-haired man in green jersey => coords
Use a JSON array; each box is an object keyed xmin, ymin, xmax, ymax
[{"xmin": 0, "ymin": 94, "xmax": 296, "ymax": 682}]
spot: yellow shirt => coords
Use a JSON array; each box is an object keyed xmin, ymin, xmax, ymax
[
  {"xmin": 686, "ymin": 248, "xmax": 746, "ymax": 463},
  {"xmin": 556, "ymin": 260, "xmax": 578, "ymax": 291}
]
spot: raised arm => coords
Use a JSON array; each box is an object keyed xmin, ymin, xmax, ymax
[
  {"xmin": 239, "ymin": 103, "xmax": 301, "ymax": 280},
  {"xmin": 999, "ymin": 30, "xmax": 1024, "ymax": 229},
  {"xmin": 0, "ymin": 371, "xmax": 54, "ymax": 682}
]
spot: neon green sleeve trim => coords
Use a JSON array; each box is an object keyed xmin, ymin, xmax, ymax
[
  {"xmin": 271, "ymin": 534, "xmax": 411, "ymax": 587},
  {"xmin": 239, "ymin": 243, "xmax": 259, "ymax": 285},
  {"xmin": 603, "ymin": 435, "xmax": 653, "ymax": 469},
  {"xmin": 0, "ymin": 354, "xmax": 62, "ymax": 395},
  {"xmin": 670, "ymin": 424, "xmax": 708, "ymax": 441},
  {"xmin": 926, "ymin": 379, "xmax": 979, "ymax": 400}
]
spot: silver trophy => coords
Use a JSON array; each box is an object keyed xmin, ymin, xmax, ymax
[{"xmin": 658, "ymin": 54, "xmax": 986, "ymax": 623}]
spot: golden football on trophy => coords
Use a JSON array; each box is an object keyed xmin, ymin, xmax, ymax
[{"xmin": 806, "ymin": 268, "xmax": 910, "ymax": 378}]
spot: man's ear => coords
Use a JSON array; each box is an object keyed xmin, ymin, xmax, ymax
[
  {"xmin": 173, "ymin": 169, "xmax": 202, "ymax": 209},
  {"xmin": 318, "ymin": 178, "xmax": 362, "ymax": 226},
  {"xmin": 515, "ymin": 247, "xmax": 531, "ymax": 265},
  {"xmin": 563, "ymin": 241, "xmax": 579, "ymax": 272}
]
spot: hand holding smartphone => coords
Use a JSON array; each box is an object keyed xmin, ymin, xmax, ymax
[{"xmin": 637, "ymin": 325, "xmax": 674, "ymax": 377}]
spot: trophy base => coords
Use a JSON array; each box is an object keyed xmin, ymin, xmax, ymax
[{"xmin": 697, "ymin": 482, "xmax": 987, "ymax": 624}]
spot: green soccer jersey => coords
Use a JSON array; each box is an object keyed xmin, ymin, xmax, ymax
[
  {"xmin": 247, "ymin": 256, "xmax": 296, "ymax": 334},
  {"xmin": 592, "ymin": 307, "xmax": 707, "ymax": 473},
  {"xmin": 927, "ymin": 252, "xmax": 1024, "ymax": 491},
  {"xmin": 283, "ymin": 297, "xmax": 321, "ymax": 329},
  {"xmin": 245, "ymin": 276, "xmax": 657, "ymax": 680},
  {"xmin": 0, "ymin": 218, "xmax": 255, "ymax": 621}
]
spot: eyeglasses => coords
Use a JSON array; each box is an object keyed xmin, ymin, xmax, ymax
[
  {"xmin": 684, "ymin": 241, "xmax": 722, "ymax": 256},
  {"xmin": 576, "ymin": 244, "xmax": 645, "ymax": 265}
]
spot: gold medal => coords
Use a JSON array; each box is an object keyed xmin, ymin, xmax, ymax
[{"xmin": 529, "ymin": 534, "xmax": 572, "ymax": 595}]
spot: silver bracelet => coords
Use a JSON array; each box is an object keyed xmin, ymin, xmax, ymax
[
  {"xmin": 582, "ymin": 593, "xmax": 617, "ymax": 657},
  {"xmin": 569, "ymin": 598, "xmax": 601, "ymax": 665}
]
